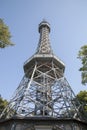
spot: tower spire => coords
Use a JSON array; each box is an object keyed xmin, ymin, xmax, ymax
[{"xmin": 36, "ymin": 20, "xmax": 53, "ymax": 54}]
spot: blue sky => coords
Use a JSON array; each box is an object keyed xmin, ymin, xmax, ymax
[{"xmin": 0, "ymin": 0, "xmax": 87, "ymax": 100}]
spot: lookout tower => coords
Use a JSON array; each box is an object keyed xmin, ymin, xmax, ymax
[{"xmin": 0, "ymin": 20, "xmax": 87, "ymax": 130}]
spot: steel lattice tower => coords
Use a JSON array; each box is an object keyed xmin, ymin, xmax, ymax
[{"xmin": 0, "ymin": 20, "xmax": 81, "ymax": 120}]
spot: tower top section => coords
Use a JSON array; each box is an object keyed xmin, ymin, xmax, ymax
[
  {"xmin": 38, "ymin": 20, "xmax": 50, "ymax": 33},
  {"xmin": 24, "ymin": 20, "xmax": 65, "ymax": 74},
  {"xmin": 36, "ymin": 20, "xmax": 52, "ymax": 54}
]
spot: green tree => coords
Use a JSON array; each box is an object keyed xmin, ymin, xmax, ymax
[
  {"xmin": 77, "ymin": 91, "xmax": 87, "ymax": 111},
  {"xmin": 76, "ymin": 91, "xmax": 87, "ymax": 120},
  {"xmin": 0, "ymin": 19, "xmax": 14, "ymax": 48},
  {"xmin": 78, "ymin": 45, "xmax": 87, "ymax": 85},
  {"xmin": 0, "ymin": 95, "xmax": 8, "ymax": 115}
]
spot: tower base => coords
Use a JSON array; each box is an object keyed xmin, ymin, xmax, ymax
[{"xmin": 0, "ymin": 117, "xmax": 87, "ymax": 130}]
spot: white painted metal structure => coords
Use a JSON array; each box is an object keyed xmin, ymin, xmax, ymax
[{"xmin": 0, "ymin": 20, "xmax": 81, "ymax": 120}]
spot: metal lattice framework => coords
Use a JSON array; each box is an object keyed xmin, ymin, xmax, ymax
[
  {"xmin": 0, "ymin": 20, "xmax": 82, "ymax": 120},
  {"xmin": 0, "ymin": 60, "xmax": 81, "ymax": 119}
]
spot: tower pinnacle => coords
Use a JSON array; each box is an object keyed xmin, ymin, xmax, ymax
[{"xmin": 36, "ymin": 20, "xmax": 52, "ymax": 54}]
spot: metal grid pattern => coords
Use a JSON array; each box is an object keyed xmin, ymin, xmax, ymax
[{"xmin": 0, "ymin": 61, "xmax": 81, "ymax": 119}]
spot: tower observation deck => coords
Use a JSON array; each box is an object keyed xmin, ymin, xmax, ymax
[{"xmin": 0, "ymin": 20, "xmax": 87, "ymax": 130}]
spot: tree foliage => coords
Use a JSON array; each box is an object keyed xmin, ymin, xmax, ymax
[
  {"xmin": 77, "ymin": 91, "xmax": 87, "ymax": 111},
  {"xmin": 76, "ymin": 91, "xmax": 87, "ymax": 120},
  {"xmin": 78, "ymin": 45, "xmax": 87, "ymax": 85},
  {"xmin": 0, "ymin": 19, "xmax": 14, "ymax": 48},
  {"xmin": 0, "ymin": 95, "xmax": 8, "ymax": 115}
]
